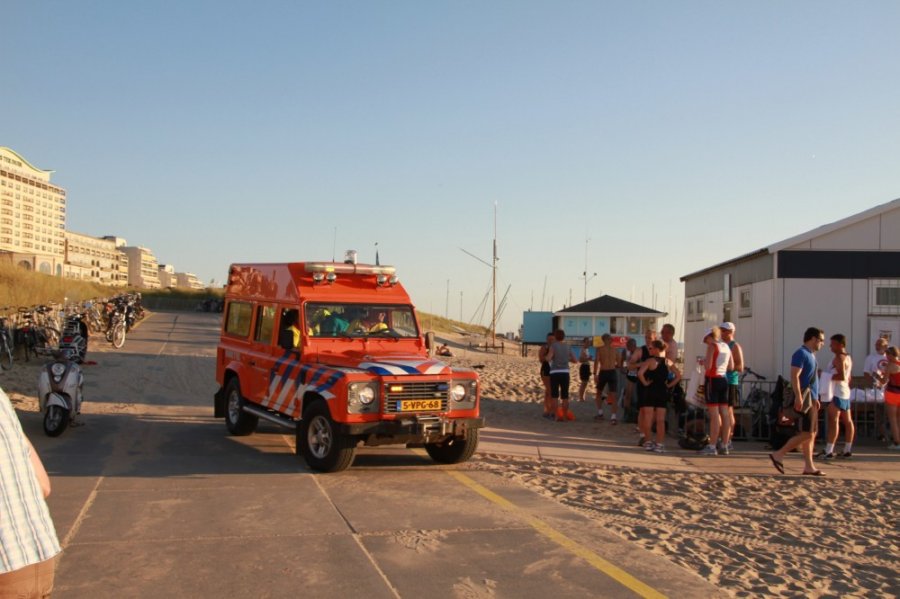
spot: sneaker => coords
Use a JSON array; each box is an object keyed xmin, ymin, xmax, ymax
[
  {"xmin": 637, "ymin": 436, "xmax": 646, "ymax": 447},
  {"xmin": 820, "ymin": 452, "xmax": 835, "ymax": 460},
  {"xmin": 593, "ymin": 414, "xmax": 604, "ymax": 422},
  {"xmin": 839, "ymin": 452, "xmax": 852, "ymax": 459},
  {"xmin": 720, "ymin": 447, "xmax": 730, "ymax": 456},
  {"xmin": 610, "ymin": 417, "xmax": 618, "ymax": 426},
  {"xmin": 643, "ymin": 441, "xmax": 656, "ymax": 451},
  {"xmin": 726, "ymin": 441, "xmax": 734, "ymax": 452},
  {"xmin": 566, "ymin": 409, "xmax": 576, "ymax": 421},
  {"xmin": 716, "ymin": 441, "xmax": 724, "ymax": 452},
  {"xmin": 889, "ymin": 444, "xmax": 900, "ymax": 451},
  {"xmin": 699, "ymin": 445, "xmax": 718, "ymax": 456},
  {"xmin": 652, "ymin": 444, "xmax": 665, "ymax": 454}
]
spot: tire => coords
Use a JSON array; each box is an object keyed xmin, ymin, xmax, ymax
[
  {"xmin": 224, "ymin": 378, "xmax": 258, "ymax": 436},
  {"xmin": 298, "ymin": 401, "xmax": 355, "ymax": 472},
  {"xmin": 111, "ymin": 324, "xmax": 126, "ymax": 349},
  {"xmin": 43, "ymin": 405, "xmax": 69, "ymax": 437},
  {"xmin": 424, "ymin": 428, "xmax": 480, "ymax": 464}
]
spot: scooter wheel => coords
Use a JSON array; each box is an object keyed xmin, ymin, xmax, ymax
[{"xmin": 43, "ymin": 405, "xmax": 69, "ymax": 437}]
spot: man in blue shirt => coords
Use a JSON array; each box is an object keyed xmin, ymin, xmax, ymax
[{"xmin": 769, "ymin": 327, "xmax": 826, "ymax": 475}]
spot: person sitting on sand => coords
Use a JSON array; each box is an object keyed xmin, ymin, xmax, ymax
[{"xmin": 437, "ymin": 343, "xmax": 453, "ymax": 357}]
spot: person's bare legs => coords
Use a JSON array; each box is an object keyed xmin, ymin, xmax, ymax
[
  {"xmin": 639, "ymin": 407, "xmax": 653, "ymax": 443},
  {"xmin": 888, "ymin": 404, "xmax": 900, "ymax": 445},
  {"xmin": 542, "ymin": 375, "xmax": 551, "ymax": 415},
  {"xmin": 708, "ymin": 407, "xmax": 721, "ymax": 451},
  {"xmin": 826, "ymin": 403, "xmax": 840, "ymax": 447},
  {"xmin": 840, "ymin": 409, "xmax": 855, "ymax": 447},
  {"xmin": 654, "ymin": 408, "xmax": 666, "ymax": 446},
  {"xmin": 720, "ymin": 406, "xmax": 734, "ymax": 447}
]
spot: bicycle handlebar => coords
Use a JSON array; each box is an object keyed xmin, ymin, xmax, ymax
[{"xmin": 743, "ymin": 366, "xmax": 766, "ymax": 380}]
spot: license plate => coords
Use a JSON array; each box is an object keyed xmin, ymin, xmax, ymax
[{"xmin": 397, "ymin": 399, "xmax": 442, "ymax": 412}]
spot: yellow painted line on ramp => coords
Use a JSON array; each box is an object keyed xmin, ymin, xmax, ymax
[{"xmin": 445, "ymin": 469, "xmax": 667, "ymax": 599}]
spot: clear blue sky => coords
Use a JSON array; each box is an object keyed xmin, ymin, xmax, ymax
[{"xmin": 4, "ymin": 1, "xmax": 899, "ymax": 334}]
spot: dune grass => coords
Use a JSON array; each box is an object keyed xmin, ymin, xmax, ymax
[{"xmin": 0, "ymin": 261, "xmax": 116, "ymax": 308}]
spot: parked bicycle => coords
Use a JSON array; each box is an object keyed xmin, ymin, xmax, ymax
[
  {"xmin": 0, "ymin": 308, "xmax": 14, "ymax": 370},
  {"xmin": 740, "ymin": 366, "xmax": 769, "ymax": 439}
]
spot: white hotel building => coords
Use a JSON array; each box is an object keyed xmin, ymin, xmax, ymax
[{"xmin": 0, "ymin": 147, "xmax": 67, "ymax": 274}]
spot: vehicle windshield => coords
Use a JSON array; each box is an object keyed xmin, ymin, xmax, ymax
[{"xmin": 305, "ymin": 303, "xmax": 419, "ymax": 338}]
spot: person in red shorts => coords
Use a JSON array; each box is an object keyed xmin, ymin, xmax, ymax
[{"xmin": 880, "ymin": 346, "xmax": 900, "ymax": 450}]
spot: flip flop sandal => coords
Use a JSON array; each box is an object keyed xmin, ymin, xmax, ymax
[
  {"xmin": 768, "ymin": 454, "xmax": 785, "ymax": 474},
  {"xmin": 802, "ymin": 470, "xmax": 826, "ymax": 476}
]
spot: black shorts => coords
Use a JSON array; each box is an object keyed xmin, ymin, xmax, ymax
[
  {"xmin": 726, "ymin": 384, "xmax": 739, "ymax": 407},
  {"xmin": 540, "ymin": 362, "xmax": 550, "ymax": 377},
  {"xmin": 626, "ymin": 373, "xmax": 638, "ymax": 384},
  {"xmin": 705, "ymin": 377, "xmax": 728, "ymax": 406},
  {"xmin": 579, "ymin": 363, "xmax": 591, "ymax": 382},
  {"xmin": 597, "ymin": 370, "xmax": 618, "ymax": 393},
  {"xmin": 550, "ymin": 372, "xmax": 570, "ymax": 400},
  {"xmin": 645, "ymin": 389, "xmax": 668, "ymax": 409}
]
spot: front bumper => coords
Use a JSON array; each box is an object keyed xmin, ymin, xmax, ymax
[{"xmin": 341, "ymin": 416, "xmax": 484, "ymax": 445}]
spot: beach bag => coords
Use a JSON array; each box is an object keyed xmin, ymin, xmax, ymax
[
  {"xmin": 781, "ymin": 382, "xmax": 812, "ymax": 419},
  {"xmin": 684, "ymin": 362, "xmax": 705, "ymax": 409},
  {"xmin": 678, "ymin": 431, "xmax": 709, "ymax": 450}
]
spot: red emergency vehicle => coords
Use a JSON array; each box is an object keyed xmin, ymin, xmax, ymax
[{"xmin": 213, "ymin": 255, "xmax": 483, "ymax": 472}]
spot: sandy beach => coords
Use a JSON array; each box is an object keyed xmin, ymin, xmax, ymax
[
  {"xmin": 437, "ymin": 335, "xmax": 898, "ymax": 598},
  {"xmin": 3, "ymin": 332, "xmax": 896, "ymax": 598}
]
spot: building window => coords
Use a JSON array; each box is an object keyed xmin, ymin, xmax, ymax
[
  {"xmin": 686, "ymin": 296, "xmax": 704, "ymax": 321},
  {"xmin": 871, "ymin": 280, "xmax": 900, "ymax": 316},
  {"xmin": 739, "ymin": 288, "xmax": 752, "ymax": 317},
  {"xmin": 723, "ymin": 273, "xmax": 732, "ymax": 302}
]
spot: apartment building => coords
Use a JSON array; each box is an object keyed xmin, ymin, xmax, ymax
[
  {"xmin": 121, "ymin": 246, "xmax": 162, "ymax": 289},
  {"xmin": 64, "ymin": 230, "xmax": 128, "ymax": 286},
  {"xmin": 175, "ymin": 271, "xmax": 204, "ymax": 290},
  {"xmin": 0, "ymin": 147, "xmax": 66, "ymax": 274},
  {"xmin": 158, "ymin": 264, "xmax": 176, "ymax": 288}
]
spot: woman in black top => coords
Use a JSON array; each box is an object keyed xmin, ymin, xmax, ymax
[{"xmin": 638, "ymin": 339, "xmax": 682, "ymax": 453}]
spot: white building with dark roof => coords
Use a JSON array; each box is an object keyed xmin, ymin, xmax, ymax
[{"xmin": 680, "ymin": 198, "xmax": 900, "ymax": 379}]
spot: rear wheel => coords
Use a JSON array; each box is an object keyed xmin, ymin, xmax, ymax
[
  {"xmin": 225, "ymin": 378, "xmax": 258, "ymax": 436},
  {"xmin": 425, "ymin": 428, "xmax": 480, "ymax": 464},
  {"xmin": 298, "ymin": 401, "xmax": 355, "ymax": 472},
  {"xmin": 43, "ymin": 405, "xmax": 69, "ymax": 437}
]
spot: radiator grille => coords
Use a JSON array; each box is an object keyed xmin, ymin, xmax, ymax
[{"xmin": 383, "ymin": 382, "xmax": 448, "ymax": 413}]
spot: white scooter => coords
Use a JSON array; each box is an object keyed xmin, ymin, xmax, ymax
[{"xmin": 37, "ymin": 350, "xmax": 84, "ymax": 437}]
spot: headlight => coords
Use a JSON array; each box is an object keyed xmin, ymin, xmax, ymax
[
  {"xmin": 358, "ymin": 385, "xmax": 376, "ymax": 405},
  {"xmin": 349, "ymin": 382, "xmax": 377, "ymax": 408},
  {"xmin": 450, "ymin": 383, "xmax": 467, "ymax": 402}
]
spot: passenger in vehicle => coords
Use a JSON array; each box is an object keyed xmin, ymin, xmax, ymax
[
  {"xmin": 321, "ymin": 312, "xmax": 349, "ymax": 336},
  {"xmin": 367, "ymin": 311, "xmax": 389, "ymax": 333},
  {"xmin": 278, "ymin": 310, "xmax": 302, "ymax": 350}
]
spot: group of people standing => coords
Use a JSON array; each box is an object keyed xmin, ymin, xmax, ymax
[{"xmin": 537, "ymin": 324, "xmax": 683, "ymax": 453}]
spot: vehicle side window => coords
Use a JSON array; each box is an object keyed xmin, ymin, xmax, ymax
[
  {"xmin": 254, "ymin": 306, "xmax": 276, "ymax": 344},
  {"xmin": 224, "ymin": 301, "xmax": 253, "ymax": 338}
]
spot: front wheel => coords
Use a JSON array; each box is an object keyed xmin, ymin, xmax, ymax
[
  {"xmin": 225, "ymin": 378, "xmax": 258, "ymax": 436},
  {"xmin": 111, "ymin": 324, "xmax": 126, "ymax": 349},
  {"xmin": 44, "ymin": 405, "xmax": 69, "ymax": 437},
  {"xmin": 425, "ymin": 428, "xmax": 480, "ymax": 464},
  {"xmin": 298, "ymin": 401, "xmax": 355, "ymax": 472}
]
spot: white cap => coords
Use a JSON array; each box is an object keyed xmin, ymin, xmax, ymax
[{"xmin": 720, "ymin": 322, "xmax": 735, "ymax": 331}]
